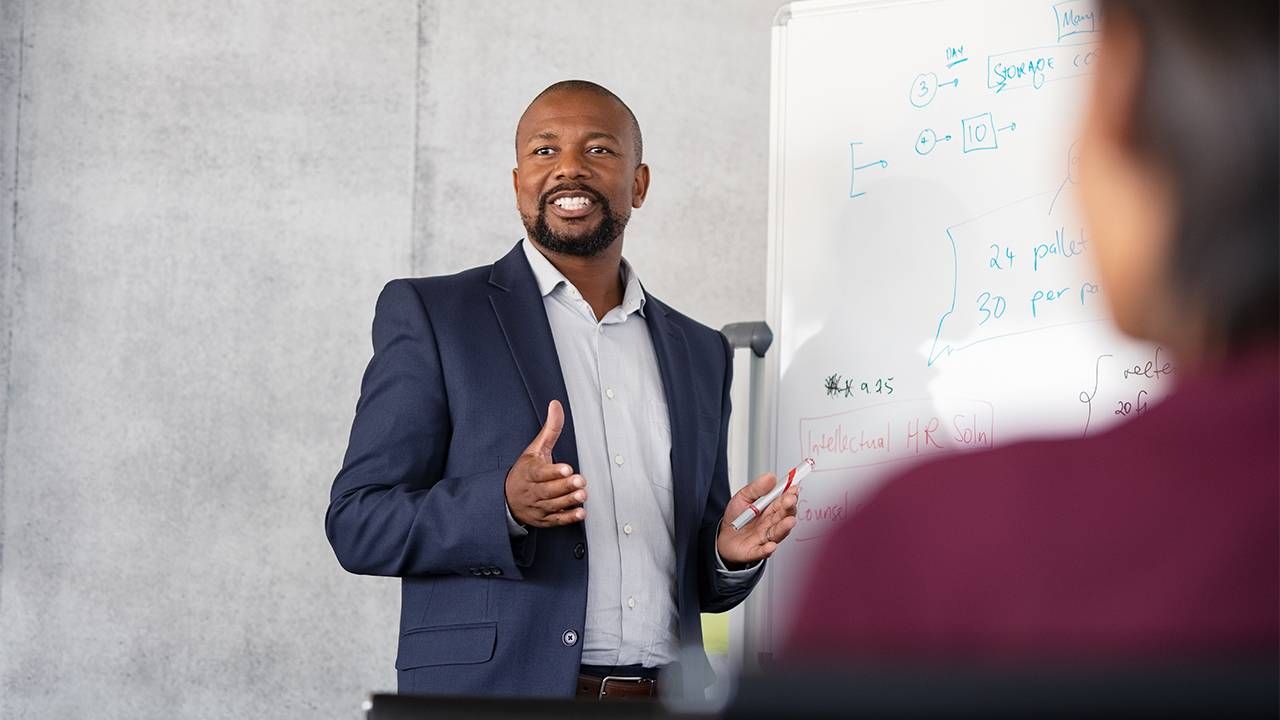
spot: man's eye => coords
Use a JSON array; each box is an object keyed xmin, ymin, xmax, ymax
[
  {"xmin": 534, "ymin": 147, "xmax": 555, "ymax": 156},
  {"xmin": 587, "ymin": 146, "xmax": 611, "ymax": 155}
]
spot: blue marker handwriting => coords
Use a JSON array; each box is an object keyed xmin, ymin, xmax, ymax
[
  {"xmin": 1033, "ymin": 227, "xmax": 1087, "ymax": 271},
  {"xmin": 987, "ymin": 42, "xmax": 1099, "ymax": 93},
  {"xmin": 1054, "ymin": 0, "xmax": 1098, "ymax": 42},
  {"xmin": 849, "ymin": 141, "xmax": 888, "ymax": 199}
]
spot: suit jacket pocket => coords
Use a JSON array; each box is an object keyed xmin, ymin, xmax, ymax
[{"xmin": 395, "ymin": 621, "xmax": 497, "ymax": 670}]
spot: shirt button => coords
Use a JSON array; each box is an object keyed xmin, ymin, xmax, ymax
[
  {"xmin": 597, "ymin": 326, "xmax": 604, "ymax": 334},
  {"xmin": 614, "ymin": 454, "xmax": 624, "ymax": 466},
  {"xmin": 627, "ymin": 597, "xmax": 636, "ymax": 609},
  {"xmin": 605, "ymin": 387, "xmax": 615, "ymax": 400},
  {"xmin": 623, "ymin": 523, "xmax": 633, "ymax": 535},
  {"xmin": 562, "ymin": 629, "xmax": 579, "ymax": 647},
  {"xmin": 573, "ymin": 542, "xmax": 586, "ymax": 559}
]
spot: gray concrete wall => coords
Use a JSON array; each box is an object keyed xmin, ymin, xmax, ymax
[
  {"xmin": 0, "ymin": 1, "xmax": 417, "ymax": 718},
  {"xmin": 0, "ymin": 1, "xmax": 782, "ymax": 718},
  {"xmin": 0, "ymin": 0, "xmax": 24, "ymax": 614}
]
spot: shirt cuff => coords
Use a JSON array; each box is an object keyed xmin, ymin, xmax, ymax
[
  {"xmin": 504, "ymin": 503, "xmax": 529, "ymax": 538},
  {"xmin": 714, "ymin": 545, "xmax": 762, "ymax": 581}
]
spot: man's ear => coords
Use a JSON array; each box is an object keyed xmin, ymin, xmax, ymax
[
  {"xmin": 632, "ymin": 163, "xmax": 651, "ymax": 209},
  {"xmin": 512, "ymin": 167, "xmax": 520, "ymax": 201}
]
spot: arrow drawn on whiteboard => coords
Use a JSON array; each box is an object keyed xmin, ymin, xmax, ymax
[
  {"xmin": 997, "ymin": 121, "xmax": 1017, "ymax": 132},
  {"xmin": 915, "ymin": 129, "xmax": 953, "ymax": 156},
  {"xmin": 849, "ymin": 141, "xmax": 889, "ymax": 199},
  {"xmin": 939, "ymin": 77, "xmax": 959, "ymax": 88}
]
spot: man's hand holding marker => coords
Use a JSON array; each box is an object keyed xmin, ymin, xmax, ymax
[{"xmin": 716, "ymin": 458, "xmax": 814, "ymax": 566}]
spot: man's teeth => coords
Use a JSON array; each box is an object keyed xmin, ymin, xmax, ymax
[{"xmin": 553, "ymin": 196, "xmax": 593, "ymax": 210}]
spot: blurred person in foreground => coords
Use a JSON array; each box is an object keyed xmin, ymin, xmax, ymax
[{"xmin": 785, "ymin": 0, "xmax": 1278, "ymax": 664}]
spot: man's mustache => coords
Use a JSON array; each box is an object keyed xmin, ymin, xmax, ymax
[{"xmin": 539, "ymin": 184, "xmax": 604, "ymax": 208}]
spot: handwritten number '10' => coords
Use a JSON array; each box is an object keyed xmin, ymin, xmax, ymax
[{"xmin": 976, "ymin": 291, "xmax": 1007, "ymax": 325}]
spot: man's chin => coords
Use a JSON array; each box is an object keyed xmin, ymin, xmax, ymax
[
  {"xmin": 526, "ymin": 205, "xmax": 623, "ymax": 258},
  {"xmin": 540, "ymin": 237, "xmax": 612, "ymax": 258},
  {"xmin": 546, "ymin": 215, "xmax": 602, "ymax": 237},
  {"xmin": 535, "ymin": 228, "xmax": 614, "ymax": 256}
]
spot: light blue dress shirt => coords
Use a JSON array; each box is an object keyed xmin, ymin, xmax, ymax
[{"xmin": 506, "ymin": 239, "xmax": 759, "ymax": 668}]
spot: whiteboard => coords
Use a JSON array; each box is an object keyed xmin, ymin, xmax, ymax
[{"xmin": 751, "ymin": 0, "xmax": 1176, "ymax": 659}]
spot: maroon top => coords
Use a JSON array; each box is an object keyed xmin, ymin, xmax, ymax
[{"xmin": 784, "ymin": 344, "xmax": 1279, "ymax": 664}]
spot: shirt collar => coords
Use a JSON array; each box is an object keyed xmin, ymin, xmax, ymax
[{"xmin": 521, "ymin": 239, "xmax": 647, "ymax": 318}]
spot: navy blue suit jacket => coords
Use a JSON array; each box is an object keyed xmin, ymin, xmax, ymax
[{"xmin": 326, "ymin": 242, "xmax": 761, "ymax": 697}]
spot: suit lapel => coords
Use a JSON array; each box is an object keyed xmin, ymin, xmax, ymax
[
  {"xmin": 488, "ymin": 243, "xmax": 580, "ymax": 473},
  {"xmin": 643, "ymin": 294, "xmax": 698, "ymax": 580}
]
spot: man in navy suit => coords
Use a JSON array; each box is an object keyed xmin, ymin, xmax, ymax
[{"xmin": 326, "ymin": 80, "xmax": 800, "ymax": 699}]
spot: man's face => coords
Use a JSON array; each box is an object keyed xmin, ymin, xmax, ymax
[{"xmin": 513, "ymin": 90, "xmax": 649, "ymax": 257}]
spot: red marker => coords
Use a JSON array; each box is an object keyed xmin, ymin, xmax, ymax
[{"xmin": 730, "ymin": 458, "xmax": 816, "ymax": 530}]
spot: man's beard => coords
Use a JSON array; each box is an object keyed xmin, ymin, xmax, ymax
[{"xmin": 523, "ymin": 185, "xmax": 627, "ymax": 258}]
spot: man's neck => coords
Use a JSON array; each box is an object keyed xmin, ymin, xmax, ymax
[{"xmin": 532, "ymin": 239, "xmax": 626, "ymax": 322}]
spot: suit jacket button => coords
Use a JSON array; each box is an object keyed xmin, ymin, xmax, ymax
[
  {"xmin": 562, "ymin": 629, "xmax": 578, "ymax": 647},
  {"xmin": 492, "ymin": 567, "xmax": 502, "ymax": 576},
  {"xmin": 470, "ymin": 568, "xmax": 481, "ymax": 576},
  {"xmin": 573, "ymin": 543, "xmax": 585, "ymax": 559}
]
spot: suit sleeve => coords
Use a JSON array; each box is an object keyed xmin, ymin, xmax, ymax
[
  {"xmin": 325, "ymin": 279, "xmax": 532, "ymax": 579},
  {"xmin": 697, "ymin": 332, "xmax": 766, "ymax": 612}
]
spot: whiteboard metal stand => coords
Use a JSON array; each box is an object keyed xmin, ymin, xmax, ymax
[
  {"xmin": 719, "ymin": 1, "xmax": 799, "ymax": 675},
  {"xmin": 719, "ymin": 321, "xmax": 774, "ymax": 674}
]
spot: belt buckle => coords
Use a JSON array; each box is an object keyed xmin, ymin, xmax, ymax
[{"xmin": 599, "ymin": 674, "xmax": 652, "ymax": 699}]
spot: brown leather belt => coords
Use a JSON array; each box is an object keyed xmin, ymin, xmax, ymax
[{"xmin": 576, "ymin": 672, "xmax": 659, "ymax": 700}]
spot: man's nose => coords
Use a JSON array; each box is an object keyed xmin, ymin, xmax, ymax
[{"xmin": 554, "ymin": 150, "xmax": 591, "ymax": 180}]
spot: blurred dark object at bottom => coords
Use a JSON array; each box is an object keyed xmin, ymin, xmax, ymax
[
  {"xmin": 726, "ymin": 661, "xmax": 1279, "ymax": 719},
  {"xmin": 365, "ymin": 660, "xmax": 1277, "ymax": 718}
]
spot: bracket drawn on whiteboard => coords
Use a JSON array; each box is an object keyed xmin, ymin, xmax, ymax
[
  {"xmin": 848, "ymin": 141, "xmax": 888, "ymax": 199},
  {"xmin": 926, "ymin": 190, "xmax": 1108, "ymax": 367},
  {"xmin": 1077, "ymin": 353, "xmax": 1112, "ymax": 438}
]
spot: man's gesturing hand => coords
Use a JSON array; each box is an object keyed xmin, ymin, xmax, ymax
[
  {"xmin": 505, "ymin": 400, "xmax": 587, "ymax": 528},
  {"xmin": 716, "ymin": 472, "xmax": 799, "ymax": 566}
]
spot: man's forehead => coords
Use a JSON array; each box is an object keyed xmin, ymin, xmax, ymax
[{"xmin": 517, "ymin": 92, "xmax": 631, "ymax": 141}]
